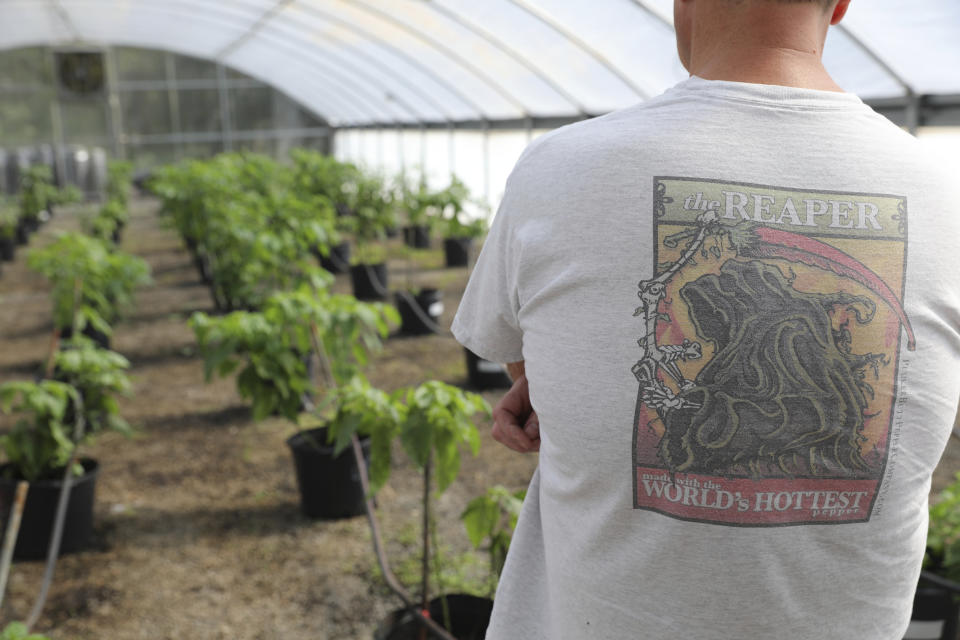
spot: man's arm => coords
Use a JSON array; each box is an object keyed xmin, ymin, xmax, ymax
[{"xmin": 492, "ymin": 360, "xmax": 540, "ymax": 453}]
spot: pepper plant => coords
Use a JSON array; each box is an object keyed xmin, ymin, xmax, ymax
[
  {"xmin": 190, "ymin": 280, "xmax": 399, "ymax": 421},
  {"xmin": 53, "ymin": 340, "xmax": 133, "ymax": 436},
  {"xmin": 18, "ymin": 166, "xmax": 80, "ymax": 228},
  {"xmin": 327, "ymin": 379, "xmax": 491, "ymax": 624},
  {"xmin": 0, "ymin": 380, "xmax": 80, "ymax": 482},
  {"xmin": 0, "ymin": 622, "xmax": 52, "ymax": 640},
  {"xmin": 152, "ymin": 155, "xmax": 339, "ymax": 311},
  {"xmin": 461, "ymin": 485, "xmax": 526, "ymax": 594},
  {"xmin": 105, "ymin": 160, "xmax": 134, "ymax": 210},
  {"xmin": 350, "ymin": 172, "xmax": 398, "ymax": 266},
  {"xmin": 925, "ymin": 472, "xmax": 960, "ymax": 583},
  {"xmin": 27, "ymin": 233, "xmax": 151, "ymax": 336}
]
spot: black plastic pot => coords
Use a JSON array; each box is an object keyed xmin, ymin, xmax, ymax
[
  {"xmin": 395, "ymin": 289, "xmax": 443, "ymax": 336},
  {"xmin": 0, "ymin": 459, "xmax": 99, "ymax": 560},
  {"xmin": 403, "ymin": 225, "xmax": 431, "ymax": 249},
  {"xmin": 375, "ymin": 594, "xmax": 494, "ymax": 640},
  {"xmin": 60, "ymin": 324, "xmax": 111, "ymax": 350},
  {"xmin": 15, "ymin": 220, "xmax": 29, "ymax": 246},
  {"xmin": 443, "ymin": 237, "xmax": 473, "ymax": 268},
  {"xmin": 350, "ymin": 263, "xmax": 389, "ymax": 301},
  {"xmin": 318, "ymin": 241, "xmax": 351, "ymax": 274},
  {"xmin": 464, "ymin": 349, "xmax": 512, "ymax": 390},
  {"xmin": 286, "ymin": 427, "xmax": 371, "ymax": 519},
  {"xmin": 0, "ymin": 235, "xmax": 14, "ymax": 261},
  {"xmin": 910, "ymin": 573, "xmax": 960, "ymax": 640}
]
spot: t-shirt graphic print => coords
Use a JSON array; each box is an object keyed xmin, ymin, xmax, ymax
[{"xmin": 632, "ymin": 176, "xmax": 913, "ymax": 526}]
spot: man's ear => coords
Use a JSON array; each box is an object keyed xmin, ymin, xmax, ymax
[{"xmin": 831, "ymin": 0, "xmax": 851, "ymax": 26}]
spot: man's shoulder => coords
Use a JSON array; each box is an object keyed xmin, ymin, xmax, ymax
[{"xmin": 509, "ymin": 100, "xmax": 677, "ymax": 180}]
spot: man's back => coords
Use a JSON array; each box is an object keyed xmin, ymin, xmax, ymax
[{"xmin": 453, "ymin": 76, "xmax": 960, "ymax": 638}]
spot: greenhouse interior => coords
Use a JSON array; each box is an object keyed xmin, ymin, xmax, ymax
[{"xmin": 0, "ymin": 1, "xmax": 959, "ymax": 639}]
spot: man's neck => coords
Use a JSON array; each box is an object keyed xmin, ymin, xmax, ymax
[
  {"xmin": 684, "ymin": 3, "xmax": 843, "ymax": 92},
  {"xmin": 690, "ymin": 46, "xmax": 844, "ymax": 92}
]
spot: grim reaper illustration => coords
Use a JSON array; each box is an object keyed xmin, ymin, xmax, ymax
[{"xmin": 633, "ymin": 211, "xmax": 914, "ymax": 479}]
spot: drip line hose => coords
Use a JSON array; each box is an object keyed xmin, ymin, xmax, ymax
[
  {"xmin": 394, "ymin": 289, "xmax": 450, "ymax": 337},
  {"xmin": 362, "ymin": 262, "xmax": 391, "ymax": 299}
]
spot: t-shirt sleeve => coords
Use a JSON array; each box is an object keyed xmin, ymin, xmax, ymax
[{"xmin": 452, "ymin": 192, "xmax": 524, "ymax": 365}]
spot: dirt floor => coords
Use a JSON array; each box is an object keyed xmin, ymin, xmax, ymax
[
  {"xmin": 0, "ymin": 199, "xmax": 958, "ymax": 639},
  {"xmin": 0, "ymin": 199, "xmax": 537, "ymax": 640}
]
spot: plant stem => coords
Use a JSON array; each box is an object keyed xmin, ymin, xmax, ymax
[
  {"xmin": 419, "ymin": 454, "xmax": 432, "ymax": 640},
  {"xmin": 0, "ymin": 481, "xmax": 29, "ymax": 611},
  {"xmin": 308, "ymin": 319, "xmax": 454, "ymax": 639},
  {"xmin": 350, "ymin": 437, "xmax": 455, "ymax": 640}
]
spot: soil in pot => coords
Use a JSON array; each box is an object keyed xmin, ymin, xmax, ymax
[
  {"xmin": 350, "ymin": 263, "xmax": 390, "ymax": 301},
  {"xmin": 403, "ymin": 225, "xmax": 431, "ymax": 249},
  {"xmin": 0, "ymin": 459, "xmax": 100, "ymax": 560},
  {"xmin": 375, "ymin": 594, "xmax": 494, "ymax": 640},
  {"xmin": 395, "ymin": 289, "xmax": 443, "ymax": 336},
  {"xmin": 286, "ymin": 427, "xmax": 371, "ymax": 519},
  {"xmin": 317, "ymin": 241, "xmax": 351, "ymax": 274},
  {"xmin": 443, "ymin": 237, "xmax": 472, "ymax": 268},
  {"xmin": 464, "ymin": 349, "xmax": 512, "ymax": 390},
  {"xmin": 0, "ymin": 236, "xmax": 14, "ymax": 261}
]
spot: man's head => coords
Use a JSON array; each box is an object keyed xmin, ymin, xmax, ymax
[{"xmin": 673, "ymin": 0, "xmax": 852, "ymax": 77}]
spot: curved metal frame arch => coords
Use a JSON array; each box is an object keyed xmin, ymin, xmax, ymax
[
  {"xmin": 236, "ymin": 17, "xmax": 424, "ymax": 123},
  {"xmin": 268, "ymin": 5, "xmax": 449, "ymax": 123},
  {"xmin": 215, "ymin": 0, "xmax": 295, "ymax": 60},
  {"xmin": 625, "ymin": 0, "xmax": 675, "ymax": 30},
  {"xmin": 344, "ymin": 0, "xmax": 531, "ymax": 117},
  {"xmin": 502, "ymin": 0, "xmax": 649, "ymax": 100},
  {"xmin": 226, "ymin": 26, "xmax": 409, "ymax": 124},
  {"xmin": 423, "ymin": 0, "xmax": 589, "ymax": 114},
  {"xmin": 834, "ymin": 23, "xmax": 913, "ymax": 96},
  {"xmin": 292, "ymin": 1, "xmax": 487, "ymax": 121}
]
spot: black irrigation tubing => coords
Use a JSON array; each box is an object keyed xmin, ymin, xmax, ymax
[
  {"xmin": 26, "ymin": 398, "xmax": 86, "ymax": 631},
  {"xmin": 362, "ymin": 262, "xmax": 392, "ymax": 300},
  {"xmin": 325, "ymin": 248, "xmax": 350, "ymax": 273},
  {"xmin": 394, "ymin": 288, "xmax": 451, "ymax": 337}
]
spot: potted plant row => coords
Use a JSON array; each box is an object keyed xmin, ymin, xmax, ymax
[{"xmin": 151, "ymin": 154, "xmax": 339, "ymax": 312}]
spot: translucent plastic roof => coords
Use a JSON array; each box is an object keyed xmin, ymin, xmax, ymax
[{"xmin": 2, "ymin": 0, "xmax": 959, "ymax": 127}]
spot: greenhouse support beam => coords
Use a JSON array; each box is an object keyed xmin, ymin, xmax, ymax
[
  {"xmin": 348, "ymin": 0, "xmax": 531, "ymax": 118},
  {"xmin": 215, "ymin": 0, "xmax": 295, "ymax": 61},
  {"xmin": 275, "ymin": 5, "xmax": 450, "ymax": 123},
  {"xmin": 124, "ymin": 126, "xmax": 331, "ymax": 146},
  {"xmin": 46, "ymin": 48, "xmax": 67, "ymax": 183},
  {"xmin": 293, "ymin": 2, "xmax": 487, "ymax": 121},
  {"xmin": 835, "ymin": 24, "xmax": 914, "ymax": 98},
  {"xmin": 336, "ymin": 114, "xmax": 595, "ymax": 132},
  {"xmin": 164, "ymin": 51, "xmax": 183, "ymax": 160},
  {"xmin": 424, "ymin": 0, "xmax": 589, "ymax": 115},
  {"xmin": 504, "ymin": 0, "xmax": 650, "ymax": 100},
  {"xmin": 625, "ymin": 0, "xmax": 676, "ymax": 30},
  {"xmin": 234, "ymin": 26, "xmax": 409, "ymax": 124},
  {"xmin": 104, "ymin": 47, "xmax": 125, "ymax": 159},
  {"xmin": 113, "ymin": 78, "xmax": 265, "ymax": 92},
  {"xmin": 866, "ymin": 94, "xmax": 960, "ymax": 130},
  {"xmin": 216, "ymin": 63, "xmax": 234, "ymax": 151},
  {"xmin": 47, "ymin": 0, "xmax": 80, "ymax": 41}
]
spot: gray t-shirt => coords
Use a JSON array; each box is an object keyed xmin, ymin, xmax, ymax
[{"xmin": 452, "ymin": 76, "xmax": 960, "ymax": 639}]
